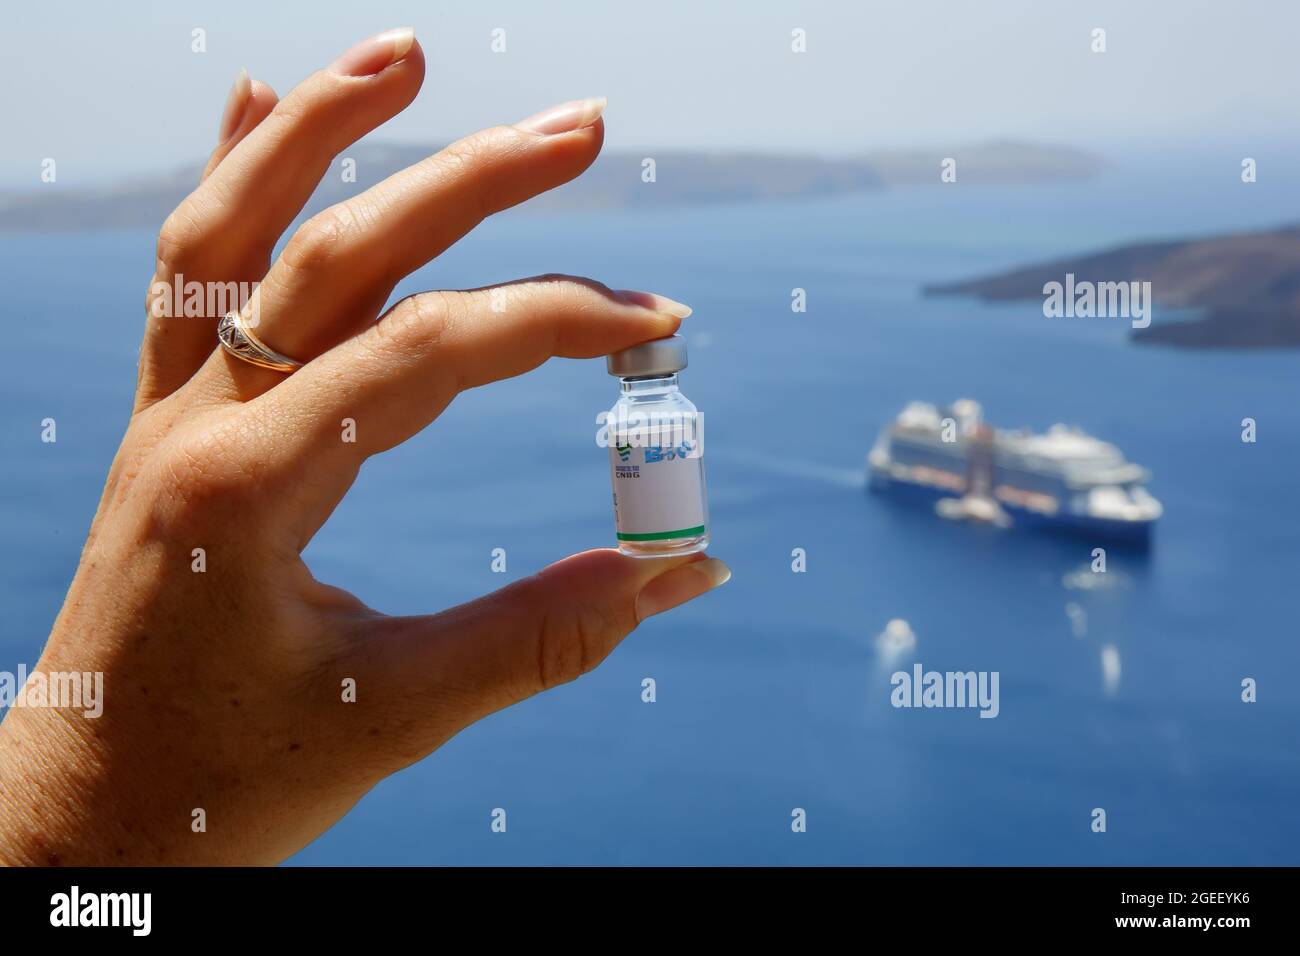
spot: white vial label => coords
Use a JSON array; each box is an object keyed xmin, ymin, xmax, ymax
[{"xmin": 609, "ymin": 439, "xmax": 706, "ymax": 541}]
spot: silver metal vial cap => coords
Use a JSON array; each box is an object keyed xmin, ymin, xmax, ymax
[{"xmin": 606, "ymin": 334, "xmax": 688, "ymax": 378}]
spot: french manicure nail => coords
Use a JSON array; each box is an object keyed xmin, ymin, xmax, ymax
[
  {"xmin": 615, "ymin": 290, "xmax": 693, "ymax": 319},
  {"xmin": 514, "ymin": 97, "xmax": 607, "ymax": 135},
  {"xmin": 330, "ymin": 27, "xmax": 416, "ymax": 77},
  {"xmin": 217, "ymin": 67, "xmax": 251, "ymax": 143},
  {"xmin": 635, "ymin": 557, "xmax": 731, "ymax": 621}
]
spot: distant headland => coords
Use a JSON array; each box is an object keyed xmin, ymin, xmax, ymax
[
  {"xmin": 926, "ymin": 226, "xmax": 1300, "ymax": 349},
  {"xmin": 0, "ymin": 140, "xmax": 1101, "ymax": 231}
]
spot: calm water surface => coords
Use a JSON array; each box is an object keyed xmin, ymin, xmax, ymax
[{"xmin": 3, "ymin": 156, "xmax": 1298, "ymax": 864}]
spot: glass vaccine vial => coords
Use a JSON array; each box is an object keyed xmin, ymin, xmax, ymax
[{"xmin": 605, "ymin": 335, "xmax": 709, "ymax": 557}]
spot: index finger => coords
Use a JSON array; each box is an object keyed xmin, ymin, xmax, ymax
[{"xmin": 247, "ymin": 276, "xmax": 688, "ymax": 542}]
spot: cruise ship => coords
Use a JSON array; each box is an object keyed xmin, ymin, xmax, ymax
[{"xmin": 868, "ymin": 400, "xmax": 1162, "ymax": 544}]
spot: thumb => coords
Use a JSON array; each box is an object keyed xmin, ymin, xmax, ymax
[{"xmin": 335, "ymin": 549, "xmax": 731, "ymax": 772}]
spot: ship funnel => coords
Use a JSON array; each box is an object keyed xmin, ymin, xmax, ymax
[{"xmin": 950, "ymin": 399, "xmax": 983, "ymax": 438}]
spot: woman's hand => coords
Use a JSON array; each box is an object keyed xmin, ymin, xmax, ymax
[{"xmin": 0, "ymin": 27, "xmax": 729, "ymax": 866}]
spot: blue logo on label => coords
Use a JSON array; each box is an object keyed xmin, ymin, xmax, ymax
[{"xmin": 644, "ymin": 441, "xmax": 695, "ymax": 463}]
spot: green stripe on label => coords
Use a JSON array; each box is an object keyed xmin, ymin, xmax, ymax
[{"xmin": 617, "ymin": 525, "xmax": 706, "ymax": 542}]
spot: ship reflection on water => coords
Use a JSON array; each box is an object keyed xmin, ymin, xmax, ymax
[{"xmin": 867, "ymin": 399, "xmax": 1162, "ymax": 547}]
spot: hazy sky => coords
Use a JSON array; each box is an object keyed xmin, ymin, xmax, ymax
[{"xmin": 2, "ymin": 0, "xmax": 1298, "ymax": 185}]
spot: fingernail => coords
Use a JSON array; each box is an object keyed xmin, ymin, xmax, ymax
[
  {"xmin": 514, "ymin": 97, "xmax": 607, "ymax": 135},
  {"xmin": 217, "ymin": 67, "xmax": 251, "ymax": 143},
  {"xmin": 615, "ymin": 290, "xmax": 693, "ymax": 319},
  {"xmin": 330, "ymin": 27, "xmax": 416, "ymax": 76},
  {"xmin": 635, "ymin": 557, "xmax": 730, "ymax": 621}
]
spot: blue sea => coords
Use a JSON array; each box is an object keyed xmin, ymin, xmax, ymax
[{"xmin": 3, "ymin": 153, "xmax": 1299, "ymax": 864}]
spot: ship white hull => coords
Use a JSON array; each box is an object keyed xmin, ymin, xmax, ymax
[{"xmin": 869, "ymin": 468, "xmax": 1155, "ymax": 546}]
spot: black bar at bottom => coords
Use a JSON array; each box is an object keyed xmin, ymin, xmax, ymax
[{"xmin": 0, "ymin": 866, "xmax": 1277, "ymax": 940}]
